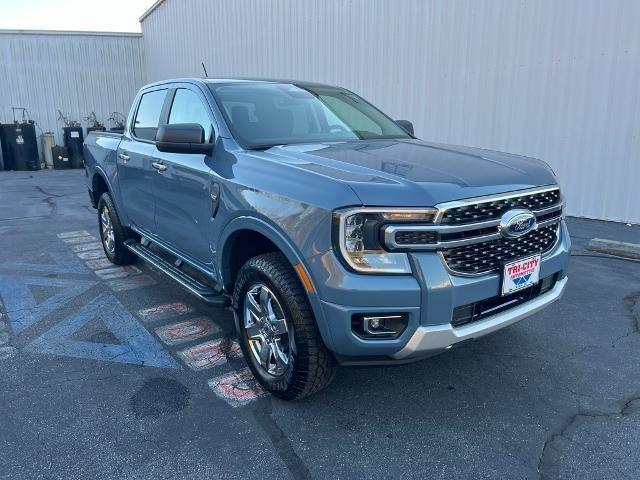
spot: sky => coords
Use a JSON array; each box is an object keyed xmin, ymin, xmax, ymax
[{"xmin": 0, "ymin": 0, "xmax": 158, "ymax": 33}]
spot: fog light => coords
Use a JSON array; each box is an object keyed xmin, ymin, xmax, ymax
[
  {"xmin": 351, "ymin": 313, "xmax": 408, "ymax": 339},
  {"xmin": 368, "ymin": 317, "xmax": 384, "ymax": 330}
]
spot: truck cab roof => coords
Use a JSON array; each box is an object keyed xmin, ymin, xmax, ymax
[{"xmin": 143, "ymin": 77, "xmax": 337, "ymax": 89}]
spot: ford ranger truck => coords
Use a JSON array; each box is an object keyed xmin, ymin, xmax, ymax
[{"xmin": 83, "ymin": 79, "xmax": 570, "ymax": 399}]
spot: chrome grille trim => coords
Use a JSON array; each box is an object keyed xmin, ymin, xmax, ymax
[
  {"xmin": 434, "ymin": 185, "xmax": 561, "ymax": 224},
  {"xmin": 382, "ymin": 186, "xmax": 562, "ymax": 251}
]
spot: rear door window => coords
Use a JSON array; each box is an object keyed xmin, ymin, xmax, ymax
[
  {"xmin": 133, "ymin": 89, "xmax": 167, "ymax": 141},
  {"xmin": 168, "ymin": 89, "xmax": 213, "ymax": 142}
]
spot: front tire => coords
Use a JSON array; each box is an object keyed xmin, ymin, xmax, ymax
[
  {"xmin": 97, "ymin": 192, "xmax": 138, "ymax": 265},
  {"xmin": 232, "ymin": 253, "xmax": 337, "ymax": 400}
]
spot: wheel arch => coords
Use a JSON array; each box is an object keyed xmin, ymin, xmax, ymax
[
  {"xmin": 218, "ymin": 216, "xmax": 335, "ymax": 348},
  {"xmin": 90, "ymin": 169, "xmax": 111, "ymax": 208}
]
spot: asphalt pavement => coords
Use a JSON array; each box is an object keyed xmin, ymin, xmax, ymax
[{"xmin": 0, "ymin": 169, "xmax": 639, "ymax": 480}]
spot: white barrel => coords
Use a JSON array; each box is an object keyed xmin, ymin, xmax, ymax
[{"xmin": 42, "ymin": 132, "xmax": 55, "ymax": 169}]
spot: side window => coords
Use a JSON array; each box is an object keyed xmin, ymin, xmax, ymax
[
  {"xmin": 168, "ymin": 89, "xmax": 213, "ymax": 142},
  {"xmin": 133, "ymin": 89, "xmax": 167, "ymax": 141}
]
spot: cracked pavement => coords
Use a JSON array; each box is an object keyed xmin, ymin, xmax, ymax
[{"xmin": 0, "ymin": 170, "xmax": 639, "ymax": 479}]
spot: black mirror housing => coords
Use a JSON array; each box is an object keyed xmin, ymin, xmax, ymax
[
  {"xmin": 156, "ymin": 123, "xmax": 213, "ymax": 154},
  {"xmin": 396, "ymin": 119, "xmax": 414, "ymax": 136}
]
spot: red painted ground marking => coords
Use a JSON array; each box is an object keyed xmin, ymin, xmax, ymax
[
  {"xmin": 94, "ymin": 265, "xmax": 142, "ymax": 280},
  {"xmin": 71, "ymin": 242, "xmax": 104, "ymax": 253},
  {"xmin": 57, "ymin": 231, "xmax": 91, "ymax": 239},
  {"xmin": 137, "ymin": 302, "xmax": 194, "ymax": 323},
  {"xmin": 178, "ymin": 339, "xmax": 242, "ymax": 371},
  {"xmin": 208, "ymin": 368, "xmax": 267, "ymax": 407},
  {"xmin": 85, "ymin": 258, "xmax": 114, "ymax": 270},
  {"xmin": 106, "ymin": 274, "xmax": 157, "ymax": 292},
  {"xmin": 63, "ymin": 235, "xmax": 98, "ymax": 245},
  {"xmin": 76, "ymin": 250, "xmax": 106, "ymax": 260},
  {"xmin": 155, "ymin": 317, "xmax": 220, "ymax": 346}
]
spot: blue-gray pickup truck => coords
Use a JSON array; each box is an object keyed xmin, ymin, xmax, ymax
[{"xmin": 83, "ymin": 78, "xmax": 570, "ymax": 399}]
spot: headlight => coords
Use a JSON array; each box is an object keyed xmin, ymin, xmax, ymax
[{"xmin": 333, "ymin": 207, "xmax": 436, "ymax": 274}]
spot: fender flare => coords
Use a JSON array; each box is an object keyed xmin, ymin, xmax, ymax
[
  {"xmin": 218, "ymin": 215, "xmax": 335, "ymax": 347},
  {"xmin": 89, "ymin": 166, "xmax": 111, "ymax": 205},
  {"xmin": 91, "ymin": 165, "xmax": 130, "ymax": 226}
]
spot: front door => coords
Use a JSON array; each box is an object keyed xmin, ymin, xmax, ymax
[
  {"xmin": 153, "ymin": 87, "xmax": 216, "ymax": 267},
  {"xmin": 118, "ymin": 88, "xmax": 168, "ymax": 233}
]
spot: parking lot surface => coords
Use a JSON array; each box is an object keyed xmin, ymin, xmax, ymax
[{"xmin": 0, "ymin": 170, "xmax": 639, "ymax": 480}]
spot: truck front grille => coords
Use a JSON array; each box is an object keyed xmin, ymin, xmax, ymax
[
  {"xmin": 394, "ymin": 230, "xmax": 437, "ymax": 245},
  {"xmin": 441, "ymin": 224, "xmax": 558, "ymax": 275},
  {"xmin": 440, "ymin": 189, "xmax": 561, "ymax": 225},
  {"xmin": 381, "ymin": 186, "xmax": 563, "ymax": 276}
]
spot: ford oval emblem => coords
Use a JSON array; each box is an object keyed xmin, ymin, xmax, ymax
[{"xmin": 499, "ymin": 209, "xmax": 537, "ymax": 238}]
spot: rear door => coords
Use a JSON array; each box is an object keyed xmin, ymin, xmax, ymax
[
  {"xmin": 117, "ymin": 87, "xmax": 169, "ymax": 233},
  {"xmin": 152, "ymin": 86, "xmax": 216, "ymax": 268}
]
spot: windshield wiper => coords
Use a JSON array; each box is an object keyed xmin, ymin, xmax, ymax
[{"xmin": 245, "ymin": 144, "xmax": 283, "ymax": 151}]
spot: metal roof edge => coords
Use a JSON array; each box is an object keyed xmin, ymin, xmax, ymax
[
  {"xmin": 0, "ymin": 29, "xmax": 142, "ymax": 37},
  {"xmin": 139, "ymin": 0, "xmax": 167, "ymax": 22}
]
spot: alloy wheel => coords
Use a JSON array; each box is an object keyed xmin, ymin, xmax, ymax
[
  {"xmin": 100, "ymin": 206, "xmax": 115, "ymax": 255},
  {"xmin": 243, "ymin": 283, "xmax": 292, "ymax": 376}
]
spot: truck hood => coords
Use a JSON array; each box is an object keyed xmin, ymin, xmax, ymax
[{"xmin": 266, "ymin": 139, "xmax": 557, "ymax": 207}]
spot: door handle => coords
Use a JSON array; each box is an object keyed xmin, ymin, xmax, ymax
[
  {"xmin": 152, "ymin": 162, "xmax": 167, "ymax": 172},
  {"xmin": 119, "ymin": 153, "xmax": 130, "ymax": 162}
]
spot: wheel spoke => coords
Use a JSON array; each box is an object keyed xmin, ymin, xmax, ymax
[
  {"xmin": 259, "ymin": 287, "xmax": 270, "ymax": 313},
  {"xmin": 258, "ymin": 342, "xmax": 271, "ymax": 366},
  {"xmin": 271, "ymin": 342, "xmax": 288, "ymax": 371},
  {"xmin": 245, "ymin": 322, "xmax": 262, "ymax": 340},
  {"xmin": 270, "ymin": 317, "xmax": 288, "ymax": 336},
  {"xmin": 246, "ymin": 293, "xmax": 262, "ymax": 320}
]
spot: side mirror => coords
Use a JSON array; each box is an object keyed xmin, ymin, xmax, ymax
[
  {"xmin": 156, "ymin": 123, "xmax": 213, "ymax": 154},
  {"xmin": 396, "ymin": 120, "xmax": 414, "ymax": 136}
]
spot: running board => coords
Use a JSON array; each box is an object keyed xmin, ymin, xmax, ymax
[{"xmin": 124, "ymin": 240, "xmax": 229, "ymax": 307}]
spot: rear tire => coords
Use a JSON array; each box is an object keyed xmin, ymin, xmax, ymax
[
  {"xmin": 97, "ymin": 192, "xmax": 138, "ymax": 265},
  {"xmin": 232, "ymin": 252, "xmax": 337, "ymax": 400}
]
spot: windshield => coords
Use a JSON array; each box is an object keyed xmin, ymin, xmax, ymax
[{"xmin": 209, "ymin": 82, "xmax": 411, "ymax": 149}]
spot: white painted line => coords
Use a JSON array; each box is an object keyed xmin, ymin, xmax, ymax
[
  {"xmin": 208, "ymin": 368, "xmax": 267, "ymax": 407},
  {"xmin": 85, "ymin": 258, "xmax": 114, "ymax": 270},
  {"xmin": 94, "ymin": 265, "xmax": 142, "ymax": 280},
  {"xmin": 177, "ymin": 338, "xmax": 242, "ymax": 371},
  {"xmin": 57, "ymin": 230, "xmax": 91, "ymax": 239},
  {"xmin": 137, "ymin": 302, "xmax": 194, "ymax": 323},
  {"xmin": 0, "ymin": 346, "xmax": 17, "ymax": 360},
  {"xmin": 71, "ymin": 242, "xmax": 104, "ymax": 253},
  {"xmin": 63, "ymin": 235, "xmax": 99, "ymax": 245},
  {"xmin": 76, "ymin": 250, "xmax": 106, "ymax": 260},
  {"xmin": 155, "ymin": 317, "xmax": 220, "ymax": 346},
  {"xmin": 106, "ymin": 274, "xmax": 156, "ymax": 292}
]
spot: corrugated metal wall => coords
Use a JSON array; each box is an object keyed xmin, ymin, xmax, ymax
[
  {"xmin": 140, "ymin": 0, "xmax": 639, "ymax": 223},
  {"xmin": 0, "ymin": 30, "xmax": 145, "ymax": 149}
]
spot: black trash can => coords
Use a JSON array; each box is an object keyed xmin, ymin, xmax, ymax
[
  {"xmin": 52, "ymin": 146, "xmax": 71, "ymax": 170},
  {"xmin": 0, "ymin": 122, "xmax": 40, "ymax": 171},
  {"xmin": 63, "ymin": 126, "xmax": 84, "ymax": 168}
]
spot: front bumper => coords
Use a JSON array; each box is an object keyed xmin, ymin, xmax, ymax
[
  {"xmin": 391, "ymin": 276, "xmax": 567, "ymax": 359},
  {"xmin": 306, "ymin": 220, "xmax": 571, "ymax": 363}
]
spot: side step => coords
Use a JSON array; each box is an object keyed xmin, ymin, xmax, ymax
[{"xmin": 124, "ymin": 240, "xmax": 229, "ymax": 307}]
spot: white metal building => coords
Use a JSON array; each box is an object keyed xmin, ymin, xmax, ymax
[
  {"xmin": 0, "ymin": 30, "xmax": 145, "ymax": 146},
  {"xmin": 140, "ymin": 0, "xmax": 639, "ymax": 224}
]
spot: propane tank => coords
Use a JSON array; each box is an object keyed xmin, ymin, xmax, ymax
[{"xmin": 42, "ymin": 132, "xmax": 55, "ymax": 169}]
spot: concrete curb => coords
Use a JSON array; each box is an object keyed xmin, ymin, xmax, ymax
[{"xmin": 587, "ymin": 238, "xmax": 640, "ymax": 260}]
